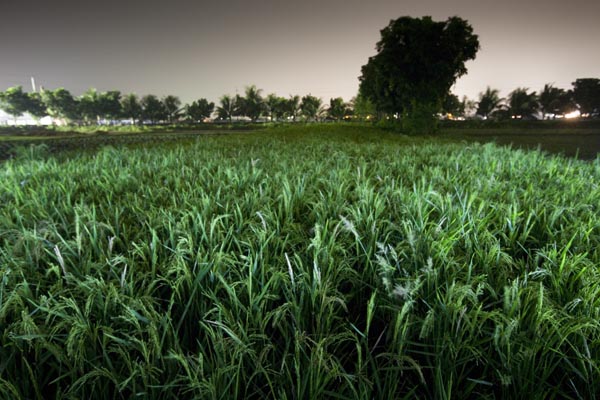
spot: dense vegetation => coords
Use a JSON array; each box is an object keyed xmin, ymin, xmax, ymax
[
  {"xmin": 1, "ymin": 125, "xmax": 599, "ymax": 399},
  {"xmin": 359, "ymin": 16, "xmax": 479, "ymax": 132},
  {"xmin": 1, "ymin": 78, "xmax": 599, "ymax": 126}
]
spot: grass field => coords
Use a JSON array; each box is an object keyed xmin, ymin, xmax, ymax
[{"xmin": 1, "ymin": 125, "xmax": 599, "ymax": 399}]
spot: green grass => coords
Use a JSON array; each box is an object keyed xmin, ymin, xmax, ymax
[{"xmin": 1, "ymin": 125, "xmax": 599, "ymax": 399}]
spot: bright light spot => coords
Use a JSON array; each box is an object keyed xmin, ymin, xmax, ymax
[{"xmin": 565, "ymin": 110, "xmax": 581, "ymax": 119}]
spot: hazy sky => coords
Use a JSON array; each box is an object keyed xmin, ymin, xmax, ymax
[{"xmin": 1, "ymin": 0, "xmax": 599, "ymax": 104}]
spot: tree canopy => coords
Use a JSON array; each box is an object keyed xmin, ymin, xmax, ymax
[
  {"xmin": 507, "ymin": 88, "xmax": 539, "ymax": 119},
  {"xmin": 327, "ymin": 98, "xmax": 348, "ymax": 121},
  {"xmin": 41, "ymin": 88, "xmax": 79, "ymax": 122},
  {"xmin": 121, "ymin": 94, "xmax": 142, "ymax": 124},
  {"xmin": 359, "ymin": 16, "xmax": 479, "ymax": 123},
  {"xmin": 140, "ymin": 95, "xmax": 167, "ymax": 124},
  {"xmin": 300, "ymin": 95, "xmax": 322, "ymax": 121},
  {"xmin": 0, "ymin": 86, "xmax": 31, "ymax": 118},
  {"xmin": 185, "ymin": 98, "xmax": 214, "ymax": 122},
  {"xmin": 572, "ymin": 78, "xmax": 600, "ymax": 116},
  {"xmin": 163, "ymin": 95, "xmax": 182, "ymax": 123},
  {"xmin": 476, "ymin": 87, "xmax": 503, "ymax": 119}
]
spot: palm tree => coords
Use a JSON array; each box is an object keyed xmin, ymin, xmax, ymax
[
  {"xmin": 286, "ymin": 95, "xmax": 301, "ymax": 121},
  {"xmin": 476, "ymin": 87, "xmax": 503, "ymax": 119},
  {"xmin": 163, "ymin": 95, "xmax": 182, "ymax": 123},
  {"xmin": 328, "ymin": 97, "xmax": 347, "ymax": 120},
  {"xmin": 242, "ymin": 85, "xmax": 265, "ymax": 122},
  {"xmin": 507, "ymin": 88, "xmax": 539, "ymax": 119},
  {"xmin": 539, "ymin": 84, "xmax": 564, "ymax": 119},
  {"xmin": 265, "ymin": 93, "xmax": 282, "ymax": 122},
  {"xmin": 217, "ymin": 95, "xmax": 235, "ymax": 123},
  {"xmin": 78, "ymin": 88, "xmax": 101, "ymax": 124},
  {"xmin": 121, "ymin": 94, "xmax": 142, "ymax": 125}
]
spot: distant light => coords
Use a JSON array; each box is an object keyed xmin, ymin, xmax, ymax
[{"xmin": 565, "ymin": 110, "xmax": 581, "ymax": 119}]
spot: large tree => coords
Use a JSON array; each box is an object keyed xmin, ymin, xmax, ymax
[
  {"xmin": 572, "ymin": 78, "xmax": 600, "ymax": 116},
  {"xmin": 359, "ymin": 16, "xmax": 479, "ymax": 131}
]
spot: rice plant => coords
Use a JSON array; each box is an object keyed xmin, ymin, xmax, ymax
[{"xmin": 0, "ymin": 124, "xmax": 598, "ymax": 399}]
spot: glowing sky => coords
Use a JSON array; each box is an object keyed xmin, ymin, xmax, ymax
[{"xmin": 1, "ymin": 0, "xmax": 599, "ymax": 104}]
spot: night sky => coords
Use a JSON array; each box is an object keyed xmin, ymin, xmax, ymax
[{"xmin": 1, "ymin": 0, "xmax": 599, "ymax": 104}]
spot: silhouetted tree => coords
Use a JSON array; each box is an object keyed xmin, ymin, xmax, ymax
[
  {"xmin": 359, "ymin": 16, "xmax": 479, "ymax": 132},
  {"xmin": 186, "ymin": 98, "xmax": 214, "ymax": 122},
  {"xmin": 79, "ymin": 89, "xmax": 122, "ymax": 123},
  {"xmin": 240, "ymin": 85, "xmax": 264, "ymax": 122},
  {"xmin": 328, "ymin": 97, "xmax": 347, "ymax": 120},
  {"xmin": 141, "ymin": 95, "xmax": 167, "ymax": 124},
  {"xmin": 78, "ymin": 89, "xmax": 101, "ymax": 124},
  {"xmin": 265, "ymin": 94, "xmax": 281, "ymax": 121},
  {"xmin": 300, "ymin": 94, "xmax": 322, "ymax": 121},
  {"xmin": 507, "ymin": 88, "xmax": 539, "ymax": 119},
  {"xmin": 476, "ymin": 87, "xmax": 503, "ymax": 119},
  {"xmin": 286, "ymin": 95, "xmax": 301, "ymax": 121},
  {"xmin": 539, "ymin": 84, "xmax": 564, "ymax": 119},
  {"xmin": 217, "ymin": 95, "xmax": 235, "ymax": 123},
  {"xmin": 163, "ymin": 95, "xmax": 182, "ymax": 123},
  {"xmin": 572, "ymin": 78, "xmax": 600, "ymax": 116},
  {"xmin": 461, "ymin": 96, "xmax": 476, "ymax": 117},
  {"xmin": 121, "ymin": 94, "xmax": 142, "ymax": 124},
  {"xmin": 100, "ymin": 91, "xmax": 122, "ymax": 121},
  {"xmin": 441, "ymin": 93, "xmax": 465, "ymax": 117}
]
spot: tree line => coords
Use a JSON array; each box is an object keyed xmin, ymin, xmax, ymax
[
  {"xmin": 0, "ymin": 84, "xmax": 354, "ymax": 125},
  {"xmin": 442, "ymin": 79, "xmax": 600, "ymax": 120},
  {"xmin": 1, "ymin": 79, "xmax": 598, "ymax": 126}
]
